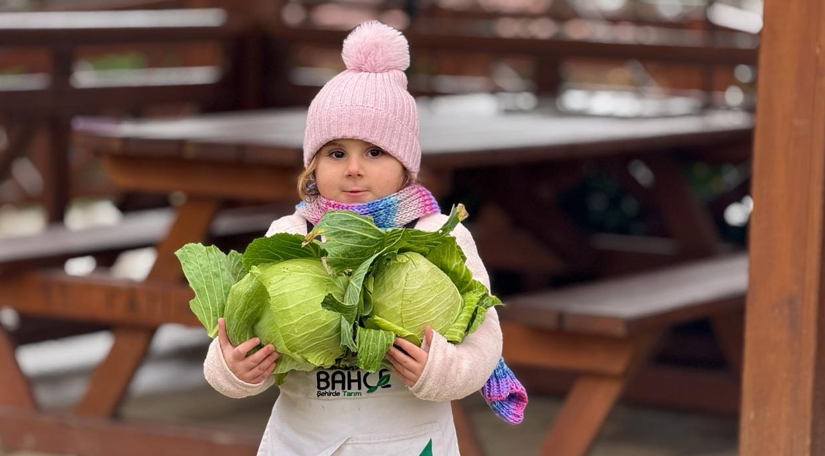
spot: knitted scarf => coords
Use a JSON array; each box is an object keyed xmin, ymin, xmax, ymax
[
  {"xmin": 295, "ymin": 184, "xmax": 527, "ymax": 424},
  {"xmin": 295, "ymin": 184, "xmax": 440, "ymax": 229}
]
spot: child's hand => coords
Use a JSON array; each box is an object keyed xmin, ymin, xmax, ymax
[
  {"xmin": 386, "ymin": 325, "xmax": 434, "ymax": 387},
  {"xmin": 217, "ymin": 317, "xmax": 279, "ymax": 384}
]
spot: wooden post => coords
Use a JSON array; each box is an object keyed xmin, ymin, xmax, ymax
[{"xmin": 740, "ymin": 0, "xmax": 825, "ymax": 454}]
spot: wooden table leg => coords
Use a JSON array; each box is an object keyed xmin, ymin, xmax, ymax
[
  {"xmin": 644, "ymin": 154, "xmax": 720, "ymax": 259},
  {"xmin": 539, "ymin": 374, "xmax": 626, "ymax": 456},
  {"xmin": 537, "ymin": 332, "xmax": 659, "ymax": 456},
  {"xmin": 710, "ymin": 308, "xmax": 746, "ymax": 378},
  {"xmin": 453, "ymin": 400, "xmax": 485, "ymax": 456},
  {"xmin": 646, "ymin": 154, "xmax": 745, "ymax": 383},
  {"xmin": 75, "ymin": 197, "xmax": 219, "ymax": 417},
  {"xmin": 0, "ymin": 325, "xmax": 36, "ymax": 409},
  {"xmin": 42, "ymin": 117, "xmax": 71, "ymax": 223}
]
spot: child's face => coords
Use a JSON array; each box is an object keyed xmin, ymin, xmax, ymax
[{"xmin": 315, "ymin": 138, "xmax": 406, "ymax": 204}]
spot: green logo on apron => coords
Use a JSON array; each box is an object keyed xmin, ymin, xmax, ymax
[
  {"xmin": 366, "ymin": 372, "xmax": 391, "ymax": 393},
  {"xmin": 418, "ymin": 439, "xmax": 433, "ymax": 456}
]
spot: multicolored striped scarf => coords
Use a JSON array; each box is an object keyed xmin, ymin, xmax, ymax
[
  {"xmin": 296, "ymin": 184, "xmax": 527, "ymax": 424},
  {"xmin": 295, "ymin": 184, "xmax": 440, "ymax": 229},
  {"xmin": 482, "ymin": 358, "xmax": 528, "ymax": 424}
]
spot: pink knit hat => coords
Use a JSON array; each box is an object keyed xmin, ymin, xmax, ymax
[{"xmin": 303, "ymin": 21, "xmax": 420, "ymax": 176}]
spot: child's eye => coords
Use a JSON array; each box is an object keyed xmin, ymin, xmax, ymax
[
  {"xmin": 329, "ymin": 150, "xmax": 346, "ymax": 159},
  {"xmin": 367, "ymin": 148, "xmax": 383, "ymax": 157}
]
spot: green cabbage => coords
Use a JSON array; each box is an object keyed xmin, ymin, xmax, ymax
[
  {"xmin": 310, "ymin": 205, "xmax": 502, "ymax": 372},
  {"xmin": 176, "ymin": 204, "xmax": 501, "ymax": 381},
  {"xmin": 249, "ymin": 259, "xmax": 348, "ymax": 374},
  {"xmin": 365, "ymin": 252, "xmax": 462, "ymax": 345},
  {"xmin": 176, "ymin": 234, "xmax": 348, "ymax": 383}
]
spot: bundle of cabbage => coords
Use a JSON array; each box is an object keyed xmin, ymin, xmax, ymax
[
  {"xmin": 307, "ymin": 204, "xmax": 502, "ymax": 373},
  {"xmin": 175, "ymin": 204, "xmax": 500, "ymax": 382}
]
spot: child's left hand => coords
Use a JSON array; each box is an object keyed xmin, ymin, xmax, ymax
[{"xmin": 386, "ymin": 325, "xmax": 434, "ymax": 387}]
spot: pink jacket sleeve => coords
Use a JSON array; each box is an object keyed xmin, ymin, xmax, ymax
[{"xmin": 204, "ymin": 337, "xmax": 275, "ymax": 398}]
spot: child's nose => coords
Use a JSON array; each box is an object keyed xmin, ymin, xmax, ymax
[{"xmin": 345, "ymin": 157, "xmax": 364, "ymax": 176}]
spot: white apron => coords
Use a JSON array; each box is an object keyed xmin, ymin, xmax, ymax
[{"xmin": 256, "ymin": 366, "xmax": 459, "ymax": 456}]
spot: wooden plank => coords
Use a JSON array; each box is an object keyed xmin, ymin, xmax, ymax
[
  {"xmin": 565, "ymin": 296, "xmax": 744, "ymax": 336},
  {"xmin": 0, "ymin": 9, "xmax": 245, "ymax": 46},
  {"xmin": 0, "ymin": 407, "xmax": 259, "ymax": 456},
  {"xmin": 0, "ymin": 209, "xmax": 172, "ymax": 269},
  {"xmin": 0, "ymin": 84, "xmax": 225, "ymax": 115},
  {"xmin": 76, "ymin": 108, "xmax": 754, "ymax": 170},
  {"xmin": 0, "ymin": 204, "xmax": 282, "ymax": 273},
  {"xmin": 500, "ymin": 322, "xmax": 640, "ymax": 376},
  {"xmin": 0, "ymin": 326, "xmax": 36, "ymax": 409},
  {"xmin": 0, "ymin": 271, "xmax": 196, "ymax": 327},
  {"xmin": 100, "ymin": 154, "xmax": 298, "ymax": 202},
  {"xmin": 501, "ymin": 253, "xmax": 748, "ymax": 336},
  {"xmin": 740, "ymin": 0, "xmax": 825, "ymax": 453},
  {"xmin": 38, "ymin": 0, "xmax": 187, "ymax": 11}
]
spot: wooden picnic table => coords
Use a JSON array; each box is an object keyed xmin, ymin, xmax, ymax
[
  {"xmin": 76, "ymin": 101, "xmax": 753, "ymax": 271},
  {"xmin": 0, "ymin": 100, "xmax": 754, "ymax": 456}
]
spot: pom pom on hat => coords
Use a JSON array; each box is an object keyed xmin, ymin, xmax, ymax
[{"xmin": 342, "ymin": 21, "xmax": 410, "ymax": 73}]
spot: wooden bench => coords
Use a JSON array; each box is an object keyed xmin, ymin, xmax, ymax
[
  {"xmin": 0, "ymin": 204, "xmax": 285, "ymax": 345},
  {"xmin": 0, "ymin": 203, "xmax": 291, "ymax": 455},
  {"xmin": 498, "ymin": 252, "xmax": 748, "ymax": 456},
  {"xmin": 0, "ymin": 205, "xmax": 282, "ymax": 274}
]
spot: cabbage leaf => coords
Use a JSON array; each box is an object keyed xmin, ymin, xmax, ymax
[{"xmin": 175, "ymin": 244, "xmax": 245, "ymax": 338}]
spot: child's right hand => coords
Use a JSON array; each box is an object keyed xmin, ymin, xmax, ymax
[{"xmin": 217, "ymin": 317, "xmax": 279, "ymax": 384}]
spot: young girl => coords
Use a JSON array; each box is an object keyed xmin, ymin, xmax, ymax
[{"xmin": 204, "ymin": 21, "xmax": 524, "ymax": 455}]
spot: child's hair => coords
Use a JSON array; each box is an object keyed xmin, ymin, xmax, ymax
[{"xmin": 297, "ymin": 151, "xmax": 415, "ymax": 202}]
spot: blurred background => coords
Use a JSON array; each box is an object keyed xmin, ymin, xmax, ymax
[
  {"xmin": 0, "ymin": 0, "xmax": 758, "ymax": 241},
  {"xmin": 0, "ymin": 1, "xmax": 760, "ymax": 455}
]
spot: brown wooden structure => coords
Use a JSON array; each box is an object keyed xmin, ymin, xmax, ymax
[
  {"xmin": 739, "ymin": 0, "xmax": 825, "ymax": 454},
  {"xmin": 501, "ymin": 253, "xmax": 747, "ymax": 456},
  {"xmin": 263, "ymin": 24, "xmax": 759, "ymax": 107},
  {"xmin": 0, "ymin": 8, "xmax": 257, "ymax": 221}
]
